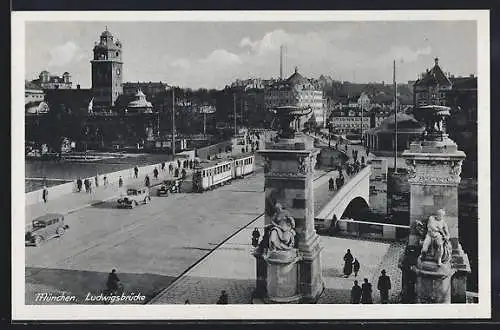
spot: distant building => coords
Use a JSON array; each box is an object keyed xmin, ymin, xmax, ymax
[
  {"xmin": 122, "ymin": 81, "xmax": 168, "ymax": 99},
  {"xmin": 124, "ymin": 89, "xmax": 153, "ymax": 115},
  {"xmin": 413, "ymin": 58, "xmax": 452, "ymax": 108},
  {"xmin": 91, "ymin": 27, "xmax": 123, "ymax": 111},
  {"xmin": 264, "ymin": 67, "xmax": 326, "ymax": 127},
  {"xmin": 31, "ymin": 71, "xmax": 72, "ymax": 90},
  {"xmin": 329, "ymin": 108, "xmax": 370, "ymax": 136},
  {"xmin": 25, "ymin": 81, "xmax": 49, "ymax": 114},
  {"xmin": 363, "ymin": 113, "xmax": 425, "ymax": 153}
]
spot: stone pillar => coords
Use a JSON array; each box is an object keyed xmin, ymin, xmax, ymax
[
  {"xmin": 255, "ymin": 133, "xmax": 324, "ymax": 303},
  {"xmin": 401, "ymin": 135, "xmax": 470, "ymax": 303}
]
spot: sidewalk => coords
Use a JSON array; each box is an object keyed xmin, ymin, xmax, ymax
[{"xmin": 25, "ymin": 167, "xmax": 191, "ymax": 227}]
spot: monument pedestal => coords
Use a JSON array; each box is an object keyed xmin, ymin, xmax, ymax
[
  {"xmin": 401, "ymin": 120, "xmax": 471, "ymax": 303},
  {"xmin": 413, "ymin": 259, "xmax": 454, "ymax": 304},
  {"xmin": 254, "ymin": 117, "xmax": 324, "ymax": 303}
]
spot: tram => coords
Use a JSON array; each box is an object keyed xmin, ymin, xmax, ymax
[{"xmin": 192, "ymin": 153, "xmax": 255, "ymax": 192}]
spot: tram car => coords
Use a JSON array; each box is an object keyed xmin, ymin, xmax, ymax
[{"xmin": 192, "ymin": 153, "xmax": 255, "ymax": 192}]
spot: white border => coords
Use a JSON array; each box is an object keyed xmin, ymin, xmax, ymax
[{"xmin": 12, "ymin": 10, "xmax": 491, "ymax": 320}]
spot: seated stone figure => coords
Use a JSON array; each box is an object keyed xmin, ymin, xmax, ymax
[
  {"xmin": 268, "ymin": 203, "xmax": 296, "ymax": 251},
  {"xmin": 419, "ymin": 209, "xmax": 451, "ymax": 266}
]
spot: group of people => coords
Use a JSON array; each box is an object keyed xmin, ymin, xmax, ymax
[
  {"xmin": 76, "ymin": 177, "xmax": 95, "ymax": 194},
  {"xmin": 344, "ymin": 249, "xmax": 392, "ymax": 304},
  {"xmin": 350, "ymin": 270, "xmax": 392, "ymax": 304}
]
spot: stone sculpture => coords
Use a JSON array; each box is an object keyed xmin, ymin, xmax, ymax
[
  {"xmin": 268, "ymin": 203, "xmax": 296, "ymax": 251},
  {"xmin": 416, "ymin": 209, "xmax": 452, "ymax": 266}
]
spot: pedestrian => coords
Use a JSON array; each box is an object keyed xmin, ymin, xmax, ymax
[
  {"xmin": 118, "ymin": 176, "xmax": 123, "ymax": 188},
  {"xmin": 145, "ymin": 175, "xmax": 150, "ymax": 188},
  {"xmin": 353, "ymin": 258, "xmax": 360, "ymax": 277},
  {"xmin": 169, "ymin": 163, "xmax": 173, "ymax": 175},
  {"xmin": 153, "ymin": 167, "xmax": 159, "ymax": 180},
  {"xmin": 181, "ymin": 168, "xmax": 186, "ymax": 179},
  {"xmin": 350, "ymin": 280, "xmax": 362, "ymax": 304},
  {"xmin": 134, "ymin": 166, "xmax": 139, "ymax": 179},
  {"xmin": 377, "ymin": 269, "xmax": 392, "ymax": 304},
  {"xmin": 84, "ymin": 179, "xmax": 89, "ymax": 193},
  {"xmin": 88, "ymin": 180, "xmax": 92, "ymax": 193},
  {"xmin": 77, "ymin": 178, "xmax": 83, "ymax": 192},
  {"xmin": 177, "ymin": 159, "xmax": 181, "ymax": 169},
  {"xmin": 95, "ymin": 174, "xmax": 99, "ymax": 188},
  {"xmin": 174, "ymin": 167, "xmax": 179, "ymax": 178},
  {"xmin": 103, "ymin": 176, "xmax": 108, "ymax": 187},
  {"xmin": 343, "ymin": 249, "xmax": 354, "ymax": 278},
  {"xmin": 161, "ymin": 162, "xmax": 166, "ymax": 172},
  {"xmin": 251, "ymin": 227, "xmax": 260, "ymax": 247},
  {"xmin": 361, "ymin": 156, "xmax": 365, "ymax": 165},
  {"xmin": 216, "ymin": 290, "xmax": 229, "ymax": 305},
  {"xmin": 189, "ymin": 160, "xmax": 193, "ymax": 169},
  {"xmin": 361, "ymin": 278, "xmax": 373, "ymax": 304},
  {"xmin": 328, "ymin": 177, "xmax": 334, "ymax": 191},
  {"xmin": 42, "ymin": 186, "xmax": 48, "ymax": 203},
  {"xmin": 184, "ymin": 299, "xmax": 190, "ymax": 304}
]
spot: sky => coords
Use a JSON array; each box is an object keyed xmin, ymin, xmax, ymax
[{"xmin": 25, "ymin": 21, "xmax": 477, "ymax": 90}]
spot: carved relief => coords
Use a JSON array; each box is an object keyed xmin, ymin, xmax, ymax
[
  {"xmin": 406, "ymin": 159, "xmax": 416, "ymax": 178},
  {"xmin": 298, "ymin": 156, "xmax": 307, "ymax": 174},
  {"xmin": 405, "ymin": 158, "xmax": 463, "ymax": 186},
  {"xmin": 450, "ymin": 160, "xmax": 463, "ymax": 177}
]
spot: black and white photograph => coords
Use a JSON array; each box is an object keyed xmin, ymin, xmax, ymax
[{"xmin": 11, "ymin": 10, "xmax": 490, "ymax": 320}]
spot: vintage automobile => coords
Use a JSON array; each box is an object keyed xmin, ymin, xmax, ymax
[
  {"xmin": 25, "ymin": 213, "xmax": 69, "ymax": 247},
  {"xmin": 117, "ymin": 186, "xmax": 151, "ymax": 208},
  {"xmin": 156, "ymin": 181, "xmax": 171, "ymax": 196}
]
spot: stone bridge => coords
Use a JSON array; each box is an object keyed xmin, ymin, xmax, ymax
[{"xmin": 314, "ymin": 165, "xmax": 371, "ymax": 231}]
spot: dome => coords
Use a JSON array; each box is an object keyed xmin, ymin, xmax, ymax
[
  {"xmin": 127, "ymin": 89, "xmax": 153, "ymax": 111},
  {"xmin": 101, "ymin": 29, "xmax": 113, "ymax": 38}
]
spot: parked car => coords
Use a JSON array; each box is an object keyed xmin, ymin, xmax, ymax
[
  {"xmin": 156, "ymin": 181, "xmax": 172, "ymax": 196},
  {"xmin": 25, "ymin": 213, "xmax": 69, "ymax": 247},
  {"xmin": 117, "ymin": 186, "xmax": 151, "ymax": 208}
]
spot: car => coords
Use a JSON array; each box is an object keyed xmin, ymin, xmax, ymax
[
  {"xmin": 117, "ymin": 186, "xmax": 151, "ymax": 208},
  {"xmin": 156, "ymin": 181, "xmax": 171, "ymax": 196},
  {"xmin": 25, "ymin": 213, "xmax": 69, "ymax": 247}
]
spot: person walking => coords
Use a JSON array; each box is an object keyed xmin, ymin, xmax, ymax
[
  {"xmin": 177, "ymin": 159, "xmax": 181, "ymax": 169},
  {"xmin": 216, "ymin": 290, "xmax": 229, "ymax": 305},
  {"xmin": 84, "ymin": 179, "xmax": 89, "ymax": 193},
  {"xmin": 328, "ymin": 177, "xmax": 334, "ymax": 191},
  {"xmin": 343, "ymin": 249, "xmax": 354, "ymax": 278},
  {"xmin": 153, "ymin": 167, "xmax": 159, "ymax": 180},
  {"xmin": 118, "ymin": 176, "xmax": 123, "ymax": 188},
  {"xmin": 95, "ymin": 174, "xmax": 99, "ymax": 188},
  {"xmin": 145, "ymin": 175, "xmax": 150, "ymax": 188},
  {"xmin": 88, "ymin": 180, "xmax": 92, "ymax": 194},
  {"xmin": 77, "ymin": 178, "xmax": 83, "ymax": 192},
  {"xmin": 350, "ymin": 280, "xmax": 362, "ymax": 304},
  {"xmin": 134, "ymin": 166, "xmax": 139, "ymax": 179},
  {"xmin": 174, "ymin": 167, "xmax": 179, "ymax": 178},
  {"xmin": 377, "ymin": 270, "xmax": 391, "ymax": 304},
  {"xmin": 103, "ymin": 176, "xmax": 108, "ymax": 187},
  {"xmin": 161, "ymin": 162, "xmax": 166, "ymax": 172},
  {"xmin": 361, "ymin": 278, "xmax": 373, "ymax": 304},
  {"xmin": 353, "ymin": 258, "xmax": 360, "ymax": 277},
  {"xmin": 169, "ymin": 163, "xmax": 173, "ymax": 175},
  {"xmin": 42, "ymin": 186, "xmax": 48, "ymax": 203},
  {"xmin": 181, "ymin": 168, "xmax": 187, "ymax": 179}
]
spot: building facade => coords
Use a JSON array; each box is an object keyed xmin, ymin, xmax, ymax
[
  {"xmin": 122, "ymin": 81, "xmax": 168, "ymax": 99},
  {"xmin": 25, "ymin": 81, "xmax": 49, "ymax": 114},
  {"xmin": 264, "ymin": 68, "xmax": 326, "ymax": 128},
  {"xmin": 30, "ymin": 71, "xmax": 72, "ymax": 90},
  {"xmin": 329, "ymin": 108, "xmax": 371, "ymax": 136},
  {"xmin": 91, "ymin": 28, "xmax": 124, "ymax": 111},
  {"xmin": 413, "ymin": 58, "xmax": 452, "ymax": 108}
]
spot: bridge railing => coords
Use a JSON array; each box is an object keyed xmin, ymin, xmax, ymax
[{"xmin": 334, "ymin": 218, "xmax": 410, "ymax": 241}]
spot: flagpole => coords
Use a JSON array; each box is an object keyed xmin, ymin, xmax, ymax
[
  {"xmin": 172, "ymin": 86, "xmax": 176, "ymax": 158},
  {"xmin": 393, "ymin": 60, "xmax": 397, "ymax": 172}
]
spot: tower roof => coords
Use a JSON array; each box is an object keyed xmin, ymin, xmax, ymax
[
  {"xmin": 101, "ymin": 26, "xmax": 113, "ymax": 38},
  {"xmin": 414, "ymin": 57, "xmax": 452, "ymax": 87},
  {"xmin": 286, "ymin": 67, "xmax": 309, "ymax": 86}
]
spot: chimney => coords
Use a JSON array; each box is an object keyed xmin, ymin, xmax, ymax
[{"xmin": 434, "ymin": 57, "xmax": 439, "ymax": 66}]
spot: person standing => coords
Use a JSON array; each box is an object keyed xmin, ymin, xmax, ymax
[
  {"xmin": 181, "ymin": 168, "xmax": 186, "ymax": 179},
  {"xmin": 84, "ymin": 179, "xmax": 89, "ymax": 193},
  {"xmin": 118, "ymin": 176, "xmax": 123, "ymax": 188},
  {"xmin": 77, "ymin": 178, "xmax": 83, "ymax": 192},
  {"xmin": 328, "ymin": 177, "xmax": 334, "ymax": 191},
  {"xmin": 88, "ymin": 180, "xmax": 92, "ymax": 194},
  {"xmin": 350, "ymin": 280, "xmax": 362, "ymax": 304},
  {"xmin": 161, "ymin": 162, "xmax": 166, "ymax": 172},
  {"xmin": 251, "ymin": 227, "xmax": 260, "ymax": 247},
  {"xmin": 95, "ymin": 174, "xmax": 99, "ymax": 188},
  {"xmin": 103, "ymin": 176, "xmax": 108, "ymax": 187},
  {"xmin": 216, "ymin": 290, "xmax": 229, "ymax": 305},
  {"xmin": 42, "ymin": 186, "xmax": 48, "ymax": 203},
  {"xmin": 174, "ymin": 167, "xmax": 179, "ymax": 178},
  {"xmin": 353, "ymin": 258, "xmax": 360, "ymax": 277},
  {"xmin": 169, "ymin": 163, "xmax": 173, "ymax": 175},
  {"xmin": 153, "ymin": 167, "xmax": 159, "ymax": 180},
  {"xmin": 177, "ymin": 159, "xmax": 181, "ymax": 169},
  {"xmin": 377, "ymin": 269, "xmax": 391, "ymax": 304},
  {"xmin": 343, "ymin": 249, "xmax": 354, "ymax": 278},
  {"xmin": 134, "ymin": 166, "xmax": 139, "ymax": 179},
  {"xmin": 361, "ymin": 278, "xmax": 373, "ymax": 304},
  {"xmin": 145, "ymin": 175, "xmax": 150, "ymax": 188}
]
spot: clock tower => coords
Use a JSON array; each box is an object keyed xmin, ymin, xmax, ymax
[{"xmin": 91, "ymin": 27, "xmax": 123, "ymax": 111}]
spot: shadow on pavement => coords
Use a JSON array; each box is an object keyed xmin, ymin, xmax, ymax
[
  {"xmin": 26, "ymin": 267, "xmax": 176, "ymax": 305},
  {"xmin": 90, "ymin": 200, "xmax": 120, "ymax": 209}
]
